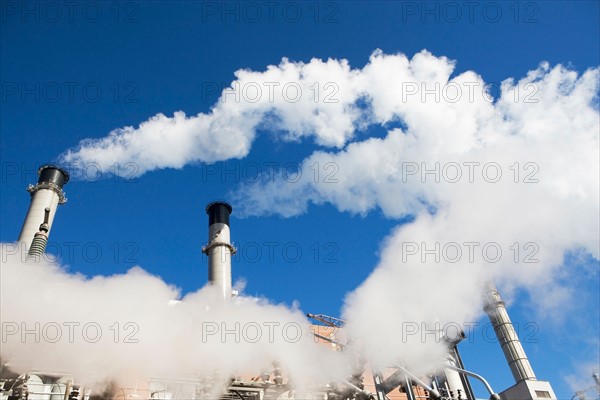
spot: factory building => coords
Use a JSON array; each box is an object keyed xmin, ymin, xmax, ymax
[{"xmin": 0, "ymin": 164, "xmax": 568, "ymax": 400}]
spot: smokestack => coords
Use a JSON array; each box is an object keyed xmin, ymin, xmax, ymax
[
  {"xmin": 18, "ymin": 164, "xmax": 69, "ymax": 250},
  {"xmin": 483, "ymin": 281, "xmax": 536, "ymax": 383},
  {"xmin": 202, "ymin": 201, "xmax": 236, "ymax": 301}
]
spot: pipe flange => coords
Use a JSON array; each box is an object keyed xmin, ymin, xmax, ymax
[
  {"xmin": 202, "ymin": 241, "xmax": 237, "ymax": 255},
  {"xmin": 27, "ymin": 182, "xmax": 67, "ymax": 204}
]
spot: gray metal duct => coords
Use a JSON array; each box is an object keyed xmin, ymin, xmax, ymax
[
  {"xmin": 483, "ymin": 281, "xmax": 536, "ymax": 383},
  {"xmin": 202, "ymin": 201, "xmax": 236, "ymax": 301},
  {"xmin": 27, "ymin": 207, "xmax": 51, "ymax": 259},
  {"xmin": 18, "ymin": 165, "xmax": 69, "ymax": 250}
]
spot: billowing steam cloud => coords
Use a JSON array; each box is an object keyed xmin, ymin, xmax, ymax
[
  {"xmin": 24, "ymin": 50, "xmax": 600, "ymax": 385},
  {"xmin": 59, "ymin": 55, "xmax": 369, "ymax": 175},
  {"xmin": 227, "ymin": 52, "xmax": 600, "ymax": 378},
  {"xmin": 0, "ymin": 246, "xmax": 353, "ymax": 389}
]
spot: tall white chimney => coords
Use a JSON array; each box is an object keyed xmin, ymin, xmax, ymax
[
  {"xmin": 18, "ymin": 164, "xmax": 69, "ymax": 250},
  {"xmin": 484, "ymin": 281, "xmax": 557, "ymax": 400},
  {"xmin": 483, "ymin": 281, "xmax": 536, "ymax": 382},
  {"xmin": 202, "ymin": 201, "xmax": 236, "ymax": 301}
]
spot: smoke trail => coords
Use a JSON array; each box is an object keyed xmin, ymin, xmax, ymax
[
  {"xmin": 229, "ymin": 54, "xmax": 600, "ymax": 380},
  {"xmin": 59, "ymin": 56, "xmax": 366, "ymax": 177},
  {"xmin": 54, "ymin": 49, "xmax": 599, "ymax": 383},
  {"xmin": 0, "ymin": 245, "xmax": 352, "ymax": 389}
]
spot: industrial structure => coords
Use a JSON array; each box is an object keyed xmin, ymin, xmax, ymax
[
  {"xmin": 482, "ymin": 284, "xmax": 556, "ymax": 400},
  {"xmin": 202, "ymin": 201, "xmax": 237, "ymax": 302},
  {"xmin": 17, "ymin": 164, "xmax": 69, "ymax": 252},
  {"xmin": 3, "ymin": 163, "xmax": 593, "ymax": 400}
]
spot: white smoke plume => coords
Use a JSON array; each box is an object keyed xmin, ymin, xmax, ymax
[
  {"xmin": 43, "ymin": 49, "xmax": 600, "ymax": 386},
  {"xmin": 227, "ymin": 52, "xmax": 600, "ymax": 384},
  {"xmin": 229, "ymin": 52, "xmax": 599, "ymax": 379},
  {"xmin": 0, "ymin": 245, "xmax": 353, "ymax": 389},
  {"xmin": 59, "ymin": 56, "xmax": 367, "ymax": 176}
]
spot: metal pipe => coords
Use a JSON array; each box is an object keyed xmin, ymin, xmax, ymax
[
  {"xmin": 311, "ymin": 332, "xmax": 346, "ymax": 349},
  {"xmin": 27, "ymin": 208, "xmax": 51, "ymax": 259},
  {"xmin": 483, "ymin": 281, "xmax": 536, "ymax": 383},
  {"xmin": 448, "ymin": 347, "xmax": 475, "ymax": 400},
  {"xmin": 442, "ymin": 348, "xmax": 475, "ymax": 400},
  {"xmin": 444, "ymin": 361, "xmax": 500, "ymax": 400},
  {"xmin": 372, "ymin": 370, "xmax": 388, "ymax": 400},
  {"xmin": 393, "ymin": 364, "xmax": 440, "ymax": 399},
  {"xmin": 374, "ymin": 369, "xmax": 404, "ymax": 394},
  {"xmin": 202, "ymin": 201, "xmax": 236, "ymax": 301},
  {"xmin": 306, "ymin": 313, "xmax": 345, "ymax": 328},
  {"xmin": 372, "ymin": 369, "xmax": 416, "ymax": 400},
  {"xmin": 342, "ymin": 379, "xmax": 373, "ymax": 398},
  {"xmin": 401, "ymin": 378, "xmax": 416, "ymax": 400},
  {"xmin": 63, "ymin": 381, "xmax": 72, "ymax": 400},
  {"xmin": 443, "ymin": 368, "xmax": 467, "ymax": 400},
  {"xmin": 18, "ymin": 165, "xmax": 69, "ymax": 250}
]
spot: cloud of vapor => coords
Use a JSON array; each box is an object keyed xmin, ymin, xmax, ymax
[
  {"xmin": 0, "ymin": 245, "xmax": 352, "ymax": 389},
  {"xmin": 228, "ymin": 52, "xmax": 599, "ymax": 375},
  {"xmin": 59, "ymin": 57, "xmax": 367, "ymax": 176},
  {"xmin": 55, "ymin": 49, "xmax": 599, "ymax": 380}
]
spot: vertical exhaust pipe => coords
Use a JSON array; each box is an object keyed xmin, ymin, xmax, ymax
[
  {"xmin": 202, "ymin": 201, "xmax": 236, "ymax": 301},
  {"xmin": 18, "ymin": 164, "xmax": 69, "ymax": 250},
  {"xmin": 483, "ymin": 281, "xmax": 536, "ymax": 383}
]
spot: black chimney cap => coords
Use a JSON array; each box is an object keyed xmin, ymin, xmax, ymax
[
  {"xmin": 38, "ymin": 164, "xmax": 70, "ymax": 187},
  {"xmin": 206, "ymin": 201, "xmax": 233, "ymax": 226}
]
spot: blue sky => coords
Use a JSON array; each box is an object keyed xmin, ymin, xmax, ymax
[{"xmin": 1, "ymin": 1, "xmax": 599, "ymax": 398}]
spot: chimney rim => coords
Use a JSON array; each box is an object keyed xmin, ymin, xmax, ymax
[
  {"xmin": 205, "ymin": 201, "xmax": 232, "ymax": 215},
  {"xmin": 38, "ymin": 164, "xmax": 70, "ymax": 184}
]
